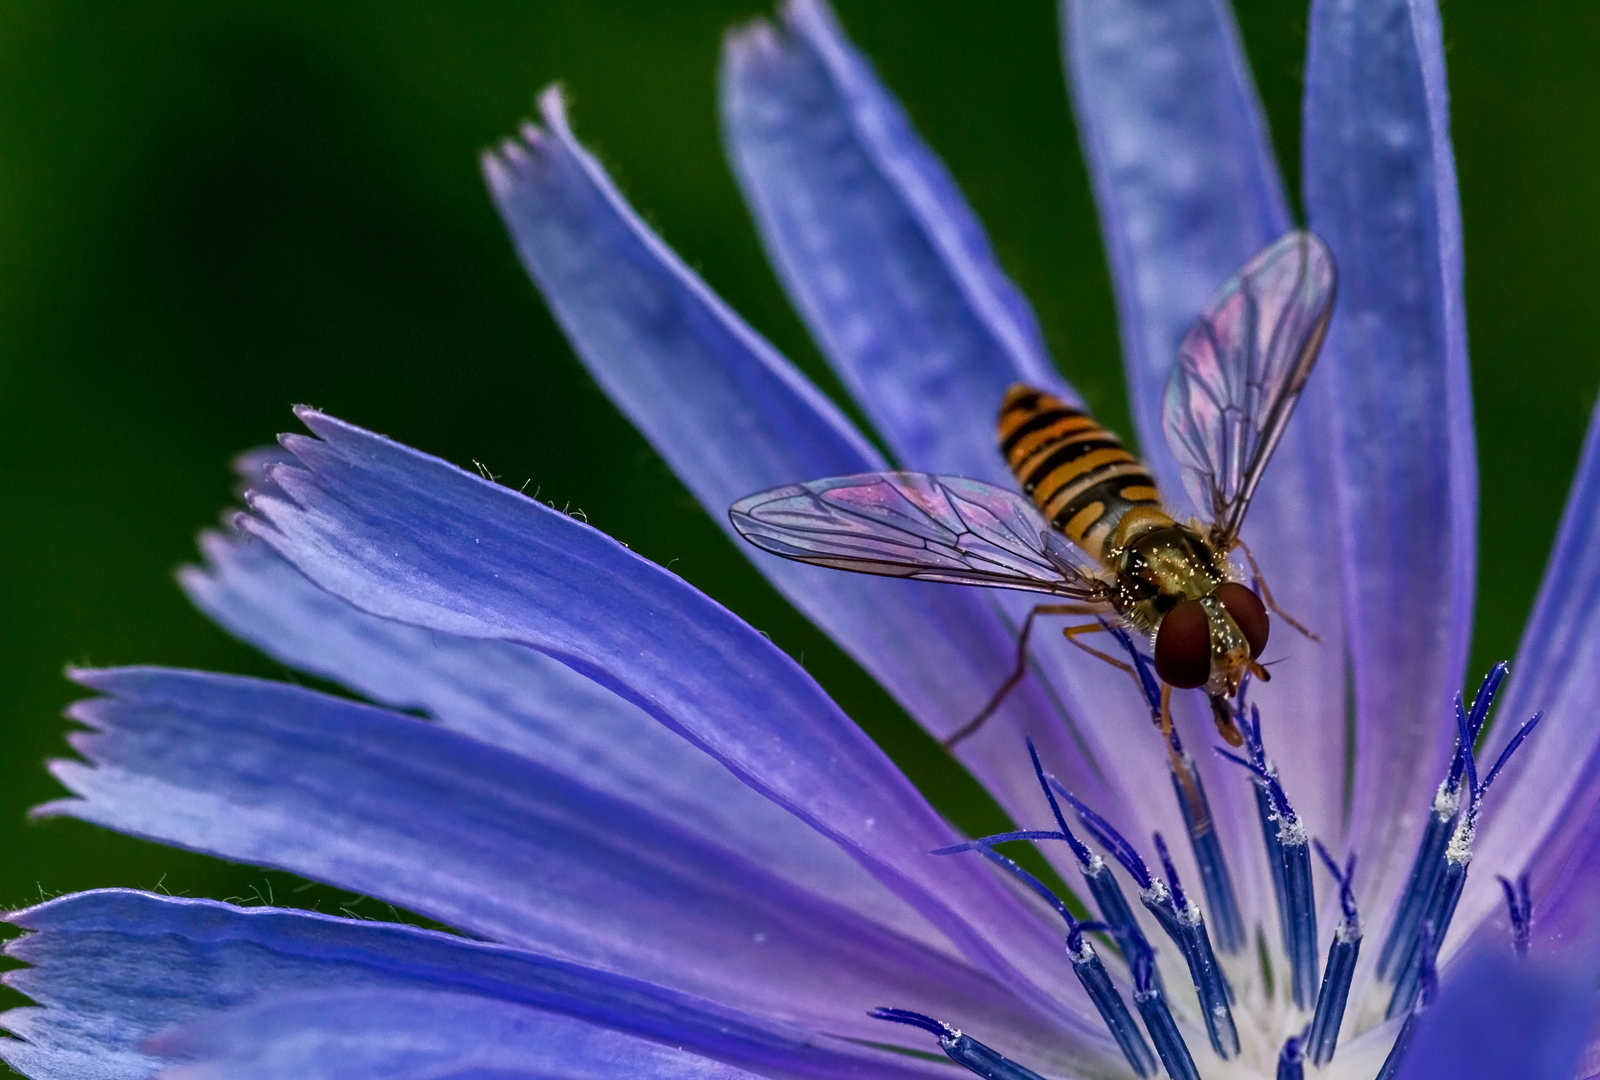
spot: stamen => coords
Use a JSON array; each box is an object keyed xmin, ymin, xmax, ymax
[
  {"xmin": 1307, "ymin": 841, "xmax": 1360, "ymax": 1065},
  {"xmin": 870, "ymin": 1008, "xmax": 1049, "ymax": 1080},
  {"xmin": 1025, "ymin": 740, "xmax": 1148, "ymax": 967},
  {"xmin": 962, "ymin": 846, "xmax": 1158, "ymax": 1077},
  {"xmin": 1154, "ymin": 832, "xmax": 1240, "ymax": 1059},
  {"xmin": 1053, "ymin": 785, "xmax": 1237, "ymax": 1059},
  {"xmin": 1215, "ymin": 734, "xmax": 1318, "ymax": 1009},
  {"xmin": 1386, "ymin": 703, "xmax": 1542, "ymax": 1018},
  {"xmin": 1376, "ymin": 923, "xmax": 1439, "ymax": 1080},
  {"xmin": 932, "ymin": 799, "xmax": 1159, "ymax": 1077},
  {"xmin": 1380, "ymin": 666, "xmax": 1505, "ymax": 979},
  {"xmin": 1122, "ymin": 932, "xmax": 1201, "ymax": 1080},
  {"xmin": 1109, "ymin": 627, "xmax": 1246, "ymax": 953},
  {"xmin": 1241, "ymin": 703, "xmax": 1292, "ymax": 964},
  {"xmin": 1276, "ymin": 1029, "xmax": 1307, "ymax": 1080},
  {"xmin": 1497, "ymin": 871, "xmax": 1532, "ymax": 958}
]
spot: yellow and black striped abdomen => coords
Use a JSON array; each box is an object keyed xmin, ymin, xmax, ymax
[{"xmin": 998, "ymin": 384, "xmax": 1166, "ymax": 564}]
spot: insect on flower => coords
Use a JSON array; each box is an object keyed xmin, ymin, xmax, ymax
[{"xmin": 731, "ymin": 230, "xmax": 1335, "ymax": 749}]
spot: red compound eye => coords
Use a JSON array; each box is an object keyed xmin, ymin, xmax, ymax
[
  {"xmin": 1214, "ymin": 582, "xmax": 1269, "ymax": 658},
  {"xmin": 1154, "ymin": 600, "xmax": 1211, "ymax": 688}
]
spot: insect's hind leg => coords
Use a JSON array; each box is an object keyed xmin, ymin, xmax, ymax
[
  {"xmin": 942, "ymin": 603, "xmax": 1105, "ymax": 750},
  {"xmin": 1235, "ymin": 538, "xmax": 1321, "ymax": 643}
]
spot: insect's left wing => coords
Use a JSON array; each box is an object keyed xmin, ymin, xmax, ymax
[
  {"xmin": 729, "ymin": 471, "xmax": 1108, "ymax": 600},
  {"xmin": 1164, "ymin": 230, "xmax": 1337, "ymax": 547}
]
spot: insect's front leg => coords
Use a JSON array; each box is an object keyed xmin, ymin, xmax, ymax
[
  {"xmin": 1234, "ymin": 537, "xmax": 1321, "ymax": 642},
  {"xmin": 942, "ymin": 602, "xmax": 1106, "ymax": 750}
]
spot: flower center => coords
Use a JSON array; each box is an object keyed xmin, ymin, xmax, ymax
[{"xmin": 880, "ymin": 662, "xmax": 1543, "ymax": 1080}]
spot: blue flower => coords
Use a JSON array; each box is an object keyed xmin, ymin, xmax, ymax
[{"xmin": 4, "ymin": 1, "xmax": 1599, "ymax": 1078}]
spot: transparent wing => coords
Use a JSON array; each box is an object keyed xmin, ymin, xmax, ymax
[
  {"xmin": 729, "ymin": 471, "xmax": 1109, "ymax": 600},
  {"xmin": 1164, "ymin": 230, "xmax": 1337, "ymax": 547}
]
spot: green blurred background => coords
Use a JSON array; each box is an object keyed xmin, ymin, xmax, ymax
[{"xmin": 0, "ymin": 0, "xmax": 1595, "ymax": 984}]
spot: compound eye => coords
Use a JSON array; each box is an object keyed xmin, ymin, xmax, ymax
[
  {"xmin": 1214, "ymin": 582, "xmax": 1269, "ymax": 658},
  {"xmin": 1154, "ymin": 600, "xmax": 1211, "ymax": 689}
]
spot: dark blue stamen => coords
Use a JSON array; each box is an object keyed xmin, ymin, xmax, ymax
[
  {"xmin": 1152, "ymin": 833, "xmax": 1188, "ymax": 911},
  {"xmin": 932, "ymin": 830, "xmax": 1076, "ymax": 856},
  {"xmin": 1216, "ymin": 738, "xmax": 1318, "ymax": 1008},
  {"xmin": 1023, "ymin": 745, "xmax": 1152, "ymax": 970},
  {"xmin": 935, "ymin": 826, "xmax": 1157, "ymax": 1076},
  {"xmin": 1050, "ymin": 781, "xmax": 1153, "ymax": 889},
  {"xmin": 1236, "ymin": 703, "xmax": 1292, "ymax": 961},
  {"xmin": 1374, "ymin": 793, "xmax": 1458, "ymax": 980},
  {"xmin": 1307, "ymin": 841, "xmax": 1360, "ymax": 1065},
  {"xmin": 1498, "ymin": 871, "xmax": 1533, "ymax": 958},
  {"xmin": 1387, "ymin": 697, "xmax": 1543, "ymax": 1017},
  {"xmin": 1143, "ymin": 831, "xmax": 1236, "ymax": 1058},
  {"xmin": 1386, "ymin": 858, "xmax": 1466, "ymax": 1019},
  {"xmin": 1444, "ymin": 662, "xmax": 1507, "ymax": 790},
  {"xmin": 1103, "ymin": 632, "xmax": 1246, "ymax": 955},
  {"xmin": 1377, "ymin": 923, "xmax": 1439, "ymax": 1080},
  {"xmin": 1168, "ymin": 755, "xmax": 1246, "ymax": 955},
  {"xmin": 870, "ymin": 1008, "xmax": 1049, "ymax": 1080},
  {"xmin": 1382, "ymin": 667, "xmax": 1509, "ymax": 980},
  {"xmin": 1276, "ymin": 1030, "xmax": 1307, "ymax": 1080},
  {"xmin": 1122, "ymin": 932, "xmax": 1200, "ymax": 1080},
  {"xmin": 965, "ymin": 849, "xmax": 1156, "ymax": 1076},
  {"xmin": 1026, "ymin": 738, "xmax": 1096, "ymax": 868}
]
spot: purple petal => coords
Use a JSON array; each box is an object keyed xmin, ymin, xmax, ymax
[
  {"xmin": 47, "ymin": 666, "xmax": 1047, "ymax": 1045},
  {"xmin": 1460, "ymin": 396, "xmax": 1600, "ymax": 948},
  {"xmin": 1303, "ymin": 0, "xmax": 1478, "ymax": 923},
  {"xmin": 238, "ymin": 410, "xmax": 1109, "ymax": 1039},
  {"xmin": 1064, "ymin": 0, "xmax": 1348, "ymax": 881},
  {"xmin": 2, "ymin": 890, "xmax": 936, "ymax": 1080},
  {"xmin": 1064, "ymin": 0, "xmax": 1289, "ymax": 483},
  {"xmin": 150, "ymin": 990, "xmax": 767, "ymax": 1080},
  {"xmin": 1390, "ymin": 947, "xmax": 1593, "ymax": 1080},
  {"xmin": 484, "ymin": 84, "xmax": 1126, "ymax": 838},
  {"xmin": 721, "ymin": 0, "xmax": 1070, "ymax": 482},
  {"xmin": 181, "ymin": 531, "xmax": 921, "ymax": 940}
]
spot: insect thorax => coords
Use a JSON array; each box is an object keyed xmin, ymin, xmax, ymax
[{"xmin": 1110, "ymin": 519, "xmax": 1229, "ymax": 635}]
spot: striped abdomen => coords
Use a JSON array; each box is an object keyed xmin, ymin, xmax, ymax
[{"xmin": 998, "ymin": 384, "xmax": 1166, "ymax": 563}]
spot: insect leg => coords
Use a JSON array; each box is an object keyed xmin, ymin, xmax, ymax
[
  {"xmin": 942, "ymin": 603, "xmax": 1102, "ymax": 750},
  {"xmin": 1235, "ymin": 538, "xmax": 1321, "ymax": 642}
]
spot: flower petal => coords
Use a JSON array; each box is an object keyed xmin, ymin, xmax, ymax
[
  {"xmin": 239, "ymin": 410, "xmax": 1110, "ymax": 1040},
  {"xmin": 1390, "ymin": 948, "xmax": 1594, "ymax": 1080},
  {"xmin": 1303, "ymin": 0, "xmax": 1478, "ymax": 927},
  {"xmin": 150, "ymin": 990, "xmax": 766, "ymax": 1080},
  {"xmin": 2, "ymin": 890, "xmax": 936, "ymax": 1080},
  {"xmin": 484, "ymin": 84, "xmax": 1127, "ymax": 836},
  {"xmin": 1063, "ymin": 0, "xmax": 1348, "ymax": 898},
  {"xmin": 1460, "ymin": 396, "xmax": 1600, "ymax": 949},
  {"xmin": 47, "ymin": 666, "xmax": 1053, "ymax": 1046},
  {"xmin": 181, "ymin": 530, "xmax": 923, "ymax": 942},
  {"xmin": 720, "ymin": 0, "xmax": 1069, "ymax": 482}
]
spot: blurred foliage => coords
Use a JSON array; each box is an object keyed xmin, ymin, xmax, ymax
[{"xmin": 0, "ymin": 0, "xmax": 1595, "ymax": 1001}]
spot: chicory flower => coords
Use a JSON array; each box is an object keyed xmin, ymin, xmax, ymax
[{"xmin": 4, "ymin": 1, "xmax": 1598, "ymax": 1078}]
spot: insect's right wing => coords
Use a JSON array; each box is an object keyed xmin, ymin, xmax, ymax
[
  {"xmin": 1163, "ymin": 230, "xmax": 1337, "ymax": 547},
  {"xmin": 729, "ymin": 471, "xmax": 1110, "ymax": 601}
]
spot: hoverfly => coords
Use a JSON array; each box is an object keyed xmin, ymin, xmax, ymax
[{"xmin": 730, "ymin": 231, "xmax": 1335, "ymax": 750}]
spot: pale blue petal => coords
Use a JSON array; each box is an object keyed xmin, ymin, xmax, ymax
[
  {"xmin": 2, "ymin": 890, "xmax": 934, "ymax": 1080},
  {"xmin": 238, "ymin": 409, "xmax": 1112, "ymax": 1044},
  {"xmin": 721, "ymin": 0, "xmax": 1070, "ymax": 482},
  {"xmin": 484, "ymin": 84, "xmax": 1131, "ymax": 841},
  {"xmin": 1303, "ymin": 0, "xmax": 1478, "ymax": 921},
  {"xmin": 46, "ymin": 667, "xmax": 1047, "ymax": 1047},
  {"xmin": 150, "ymin": 990, "xmax": 767, "ymax": 1080},
  {"xmin": 1464, "ymin": 397, "xmax": 1600, "ymax": 951},
  {"xmin": 1391, "ymin": 948, "xmax": 1593, "ymax": 1080},
  {"xmin": 1063, "ymin": 0, "xmax": 1348, "ymax": 898},
  {"xmin": 180, "ymin": 530, "xmax": 925, "ymax": 943}
]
